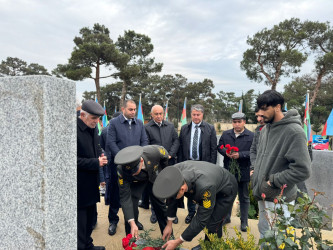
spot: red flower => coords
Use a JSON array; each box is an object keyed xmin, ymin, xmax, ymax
[
  {"xmin": 125, "ymin": 247, "xmax": 133, "ymax": 250},
  {"xmin": 274, "ymin": 198, "xmax": 278, "ymax": 204},
  {"xmin": 225, "ymin": 144, "xmax": 231, "ymax": 149},
  {"xmin": 231, "ymin": 146, "xmax": 239, "ymax": 152},
  {"xmin": 261, "ymin": 193, "xmax": 266, "ymax": 200},
  {"xmin": 122, "ymin": 238, "xmax": 130, "ymax": 248},
  {"xmin": 220, "ymin": 145, "xmax": 224, "ymax": 150},
  {"xmin": 142, "ymin": 247, "xmax": 155, "ymax": 250},
  {"xmin": 126, "ymin": 234, "xmax": 133, "ymax": 240}
]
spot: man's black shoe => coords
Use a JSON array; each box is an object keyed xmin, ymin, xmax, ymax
[
  {"xmin": 191, "ymin": 244, "xmax": 202, "ymax": 250},
  {"xmin": 138, "ymin": 201, "xmax": 149, "ymax": 209},
  {"xmin": 150, "ymin": 214, "xmax": 157, "ymax": 224},
  {"xmin": 108, "ymin": 223, "xmax": 117, "ymax": 236},
  {"xmin": 173, "ymin": 217, "xmax": 178, "ymax": 224},
  {"xmin": 185, "ymin": 214, "xmax": 194, "ymax": 224},
  {"xmin": 241, "ymin": 221, "xmax": 248, "ymax": 232},
  {"xmin": 92, "ymin": 247, "xmax": 106, "ymax": 250},
  {"xmin": 136, "ymin": 221, "xmax": 144, "ymax": 230}
]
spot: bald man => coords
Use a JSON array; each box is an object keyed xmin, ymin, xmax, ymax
[{"xmin": 142, "ymin": 105, "xmax": 180, "ymax": 223}]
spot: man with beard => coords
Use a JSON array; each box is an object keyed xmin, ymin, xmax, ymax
[
  {"xmin": 250, "ymin": 107, "xmax": 265, "ymax": 169},
  {"xmin": 251, "ymin": 90, "xmax": 311, "ymax": 238}
]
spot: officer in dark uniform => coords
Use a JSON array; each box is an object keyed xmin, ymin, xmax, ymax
[
  {"xmin": 153, "ymin": 161, "xmax": 238, "ymax": 250},
  {"xmin": 114, "ymin": 145, "xmax": 169, "ymax": 238}
]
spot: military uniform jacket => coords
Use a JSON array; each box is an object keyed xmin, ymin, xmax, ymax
[
  {"xmin": 117, "ymin": 145, "xmax": 169, "ymax": 221},
  {"xmin": 167, "ymin": 161, "xmax": 236, "ymax": 241}
]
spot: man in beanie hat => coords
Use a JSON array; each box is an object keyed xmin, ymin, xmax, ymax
[
  {"xmin": 77, "ymin": 100, "xmax": 108, "ymax": 250},
  {"xmin": 114, "ymin": 145, "xmax": 169, "ymax": 238},
  {"xmin": 153, "ymin": 161, "xmax": 238, "ymax": 250}
]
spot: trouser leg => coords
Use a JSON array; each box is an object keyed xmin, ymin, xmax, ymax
[
  {"xmin": 149, "ymin": 185, "xmax": 167, "ymax": 235},
  {"xmin": 78, "ymin": 205, "xmax": 95, "ymax": 250},
  {"xmin": 124, "ymin": 182, "xmax": 146, "ymax": 235},
  {"xmin": 238, "ymin": 181, "xmax": 250, "ymax": 226},
  {"xmin": 187, "ymin": 199, "xmax": 196, "ymax": 216}
]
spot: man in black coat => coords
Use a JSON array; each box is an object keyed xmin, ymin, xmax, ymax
[
  {"xmin": 142, "ymin": 105, "xmax": 180, "ymax": 223},
  {"xmin": 178, "ymin": 104, "xmax": 217, "ymax": 224},
  {"xmin": 77, "ymin": 100, "xmax": 108, "ymax": 250},
  {"xmin": 217, "ymin": 112, "xmax": 254, "ymax": 232}
]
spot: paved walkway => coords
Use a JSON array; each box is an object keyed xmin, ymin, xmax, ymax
[{"xmin": 92, "ymin": 197, "xmax": 333, "ymax": 250}]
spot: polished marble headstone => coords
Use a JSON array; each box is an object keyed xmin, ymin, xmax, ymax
[{"xmin": 0, "ymin": 76, "xmax": 77, "ymax": 248}]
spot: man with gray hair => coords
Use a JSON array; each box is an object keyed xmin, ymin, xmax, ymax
[
  {"xmin": 77, "ymin": 100, "xmax": 108, "ymax": 250},
  {"xmin": 178, "ymin": 104, "xmax": 217, "ymax": 224}
]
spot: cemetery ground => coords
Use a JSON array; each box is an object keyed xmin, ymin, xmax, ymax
[{"xmin": 92, "ymin": 196, "xmax": 333, "ymax": 250}]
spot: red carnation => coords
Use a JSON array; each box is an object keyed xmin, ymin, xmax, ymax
[
  {"xmin": 226, "ymin": 149, "xmax": 231, "ymax": 154},
  {"xmin": 274, "ymin": 198, "xmax": 278, "ymax": 204},
  {"xmin": 231, "ymin": 146, "xmax": 239, "ymax": 152},
  {"xmin": 122, "ymin": 238, "xmax": 130, "ymax": 248},
  {"xmin": 220, "ymin": 145, "xmax": 224, "ymax": 150},
  {"xmin": 131, "ymin": 243, "xmax": 137, "ymax": 247},
  {"xmin": 125, "ymin": 247, "xmax": 133, "ymax": 250},
  {"xmin": 142, "ymin": 247, "xmax": 155, "ymax": 250},
  {"xmin": 225, "ymin": 144, "xmax": 231, "ymax": 149},
  {"xmin": 261, "ymin": 193, "xmax": 266, "ymax": 200},
  {"xmin": 126, "ymin": 234, "xmax": 133, "ymax": 240}
]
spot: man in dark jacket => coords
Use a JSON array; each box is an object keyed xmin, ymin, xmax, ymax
[
  {"xmin": 217, "ymin": 112, "xmax": 254, "ymax": 232},
  {"xmin": 77, "ymin": 100, "xmax": 108, "ymax": 250},
  {"xmin": 105, "ymin": 100, "xmax": 148, "ymax": 236},
  {"xmin": 153, "ymin": 161, "xmax": 238, "ymax": 250},
  {"xmin": 178, "ymin": 104, "xmax": 217, "ymax": 224},
  {"xmin": 115, "ymin": 145, "xmax": 169, "ymax": 238},
  {"xmin": 143, "ymin": 105, "xmax": 180, "ymax": 224}
]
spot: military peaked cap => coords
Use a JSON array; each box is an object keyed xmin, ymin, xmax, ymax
[
  {"xmin": 153, "ymin": 166, "xmax": 183, "ymax": 199},
  {"xmin": 114, "ymin": 146, "xmax": 143, "ymax": 175}
]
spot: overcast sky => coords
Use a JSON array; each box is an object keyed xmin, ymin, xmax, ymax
[{"xmin": 1, "ymin": 0, "xmax": 332, "ymax": 99}]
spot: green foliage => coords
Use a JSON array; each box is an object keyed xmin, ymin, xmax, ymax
[
  {"xmin": 241, "ymin": 18, "xmax": 308, "ymax": 90},
  {"xmin": 260, "ymin": 190, "xmax": 333, "ymax": 249},
  {"xmin": 199, "ymin": 227, "xmax": 259, "ymax": 250},
  {"xmin": 0, "ymin": 57, "xmax": 50, "ymax": 76},
  {"xmin": 134, "ymin": 229, "xmax": 181, "ymax": 250}
]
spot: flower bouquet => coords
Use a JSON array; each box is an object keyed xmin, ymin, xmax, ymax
[
  {"xmin": 220, "ymin": 144, "xmax": 241, "ymax": 181},
  {"xmin": 122, "ymin": 229, "xmax": 181, "ymax": 250}
]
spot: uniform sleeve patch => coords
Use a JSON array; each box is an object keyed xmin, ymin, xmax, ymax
[
  {"xmin": 159, "ymin": 147, "xmax": 166, "ymax": 156},
  {"xmin": 119, "ymin": 178, "xmax": 123, "ymax": 185},
  {"xmin": 117, "ymin": 171, "xmax": 122, "ymax": 178},
  {"xmin": 202, "ymin": 190, "xmax": 211, "ymax": 208}
]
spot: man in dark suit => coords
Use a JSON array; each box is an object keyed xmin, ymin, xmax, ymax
[
  {"xmin": 142, "ymin": 105, "xmax": 180, "ymax": 224},
  {"xmin": 178, "ymin": 104, "xmax": 217, "ymax": 224},
  {"xmin": 77, "ymin": 100, "xmax": 108, "ymax": 250},
  {"xmin": 105, "ymin": 99, "xmax": 148, "ymax": 236}
]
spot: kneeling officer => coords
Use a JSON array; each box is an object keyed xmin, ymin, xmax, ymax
[
  {"xmin": 114, "ymin": 145, "xmax": 169, "ymax": 238},
  {"xmin": 153, "ymin": 161, "xmax": 238, "ymax": 250}
]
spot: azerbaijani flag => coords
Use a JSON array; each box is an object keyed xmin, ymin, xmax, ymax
[
  {"xmin": 303, "ymin": 91, "xmax": 312, "ymax": 144},
  {"xmin": 95, "ymin": 96, "xmax": 102, "ymax": 135},
  {"xmin": 322, "ymin": 108, "xmax": 333, "ymax": 136},
  {"xmin": 284, "ymin": 103, "xmax": 288, "ymax": 111},
  {"xmin": 102, "ymin": 101, "xmax": 109, "ymax": 127},
  {"xmin": 164, "ymin": 101, "xmax": 168, "ymax": 121},
  {"xmin": 238, "ymin": 99, "xmax": 243, "ymax": 113},
  {"xmin": 137, "ymin": 94, "xmax": 144, "ymax": 122},
  {"xmin": 181, "ymin": 97, "xmax": 187, "ymax": 125}
]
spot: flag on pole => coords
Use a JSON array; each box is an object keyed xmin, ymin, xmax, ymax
[
  {"xmin": 95, "ymin": 96, "xmax": 102, "ymax": 135},
  {"xmin": 303, "ymin": 91, "xmax": 312, "ymax": 144},
  {"xmin": 164, "ymin": 101, "xmax": 168, "ymax": 121},
  {"xmin": 238, "ymin": 99, "xmax": 243, "ymax": 113},
  {"xmin": 322, "ymin": 108, "xmax": 333, "ymax": 136},
  {"xmin": 137, "ymin": 94, "xmax": 144, "ymax": 122},
  {"xmin": 102, "ymin": 101, "xmax": 109, "ymax": 127},
  {"xmin": 181, "ymin": 97, "xmax": 187, "ymax": 125},
  {"xmin": 284, "ymin": 103, "xmax": 288, "ymax": 111},
  {"xmin": 114, "ymin": 106, "xmax": 117, "ymax": 114}
]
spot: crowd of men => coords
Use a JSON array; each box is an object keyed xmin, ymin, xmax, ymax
[{"xmin": 77, "ymin": 90, "xmax": 311, "ymax": 250}]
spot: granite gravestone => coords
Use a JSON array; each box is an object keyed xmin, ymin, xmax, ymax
[
  {"xmin": 306, "ymin": 150, "xmax": 333, "ymax": 230},
  {"xmin": 0, "ymin": 76, "xmax": 77, "ymax": 249}
]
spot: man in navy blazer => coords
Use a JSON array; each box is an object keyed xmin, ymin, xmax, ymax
[
  {"xmin": 178, "ymin": 104, "xmax": 217, "ymax": 224},
  {"xmin": 105, "ymin": 99, "xmax": 148, "ymax": 236}
]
